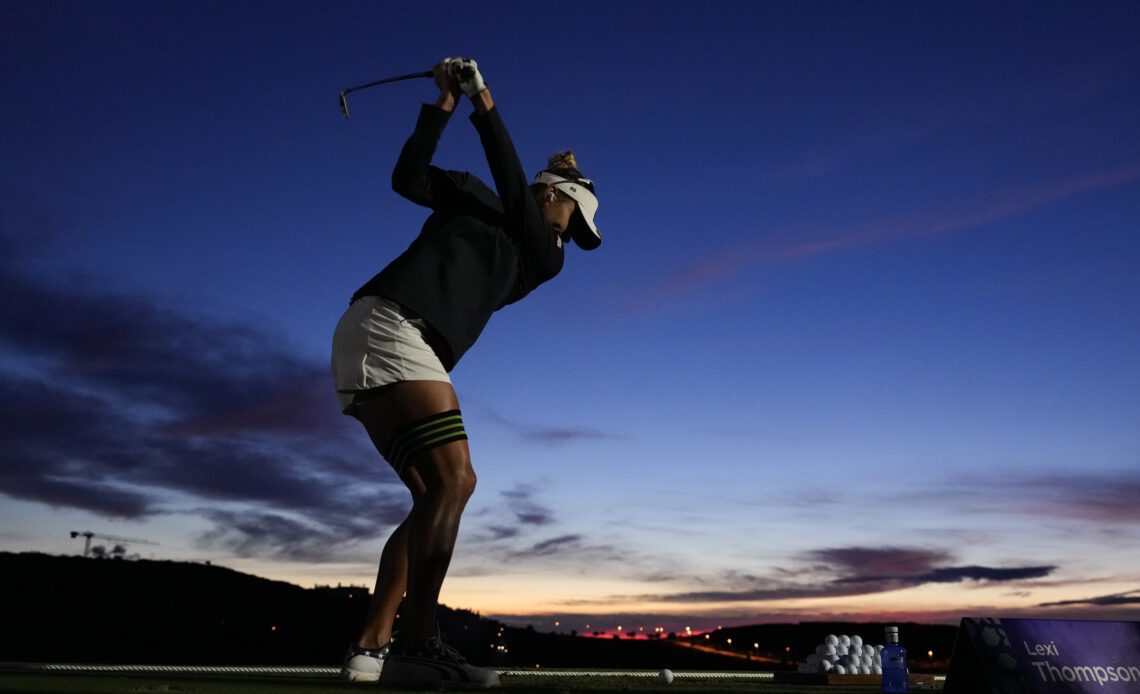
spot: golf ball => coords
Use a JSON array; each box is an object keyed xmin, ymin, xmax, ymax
[
  {"xmin": 851, "ymin": 635, "xmax": 864, "ymax": 649},
  {"xmin": 825, "ymin": 634, "xmax": 839, "ymax": 647},
  {"xmin": 833, "ymin": 664, "xmax": 846, "ymax": 675},
  {"xmin": 659, "ymin": 669, "xmax": 674, "ymax": 684},
  {"xmin": 838, "ymin": 635, "xmax": 851, "ymax": 648}
]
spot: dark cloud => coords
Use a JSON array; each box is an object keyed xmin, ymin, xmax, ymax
[
  {"xmin": 0, "ymin": 235, "xmax": 407, "ymax": 558},
  {"xmin": 619, "ymin": 546, "xmax": 1057, "ymax": 604},
  {"xmin": 485, "ymin": 526, "xmax": 520, "ymax": 540},
  {"xmin": 490, "ymin": 532, "xmax": 625, "ymax": 565},
  {"xmin": 819, "ymin": 547, "xmax": 1056, "ymax": 586},
  {"xmin": 927, "ymin": 470, "xmax": 1140, "ymax": 525},
  {"xmin": 1024, "ymin": 473, "xmax": 1140, "ymax": 524},
  {"xmin": 646, "ymin": 583, "xmax": 867, "ymax": 604},
  {"xmin": 810, "ymin": 546, "xmax": 951, "ymax": 577},
  {"xmin": 465, "ymin": 486, "xmax": 628, "ymax": 566},
  {"xmin": 479, "ymin": 407, "xmax": 616, "ymax": 446},
  {"xmin": 1039, "ymin": 590, "xmax": 1140, "ymax": 608},
  {"xmin": 196, "ymin": 508, "xmax": 400, "ymax": 562},
  {"xmin": 499, "ymin": 484, "xmax": 555, "ymax": 526},
  {"xmin": 912, "ymin": 565, "xmax": 1055, "ymax": 583},
  {"xmin": 526, "ymin": 534, "xmax": 582, "ymax": 557}
]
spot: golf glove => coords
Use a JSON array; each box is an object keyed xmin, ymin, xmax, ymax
[{"xmin": 449, "ymin": 58, "xmax": 486, "ymax": 97}]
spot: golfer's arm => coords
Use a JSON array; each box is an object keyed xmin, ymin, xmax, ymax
[
  {"xmin": 472, "ymin": 89, "xmax": 494, "ymax": 114},
  {"xmin": 391, "ymin": 105, "xmax": 452, "ymax": 207},
  {"xmin": 469, "ymin": 96, "xmax": 559, "ymax": 287},
  {"xmin": 436, "ymin": 90, "xmax": 458, "ymax": 113},
  {"xmin": 469, "ymin": 94, "xmax": 531, "ymax": 233}
]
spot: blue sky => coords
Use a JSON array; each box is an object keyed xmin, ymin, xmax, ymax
[{"xmin": 2, "ymin": 1, "xmax": 1139, "ymax": 632}]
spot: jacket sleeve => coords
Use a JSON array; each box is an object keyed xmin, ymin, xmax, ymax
[
  {"xmin": 469, "ymin": 106, "xmax": 564, "ymax": 290},
  {"xmin": 391, "ymin": 104, "xmax": 461, "ymax": 208}
]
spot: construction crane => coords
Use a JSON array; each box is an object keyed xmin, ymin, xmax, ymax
[{"xmin": 70, "ymin": 531, "xmax": 158, "ymax": 558}]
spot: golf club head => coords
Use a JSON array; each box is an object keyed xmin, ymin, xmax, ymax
[{"xmin": 337, "ymin": 70, "xmax": 432, "ymax": 120}]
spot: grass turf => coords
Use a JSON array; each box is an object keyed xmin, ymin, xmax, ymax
[{"xmin": 0, "ymin": 671, "xmax": 943, "ymax": 694}]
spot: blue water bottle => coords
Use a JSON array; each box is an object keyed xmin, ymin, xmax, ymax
[{"xmin": 881, "ymin": 626, "xmax": 908, "ymax": 692}]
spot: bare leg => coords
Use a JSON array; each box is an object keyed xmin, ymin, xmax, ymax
[
  {"xmin": 400, "ymin": 440, "xmax": 475, "ymax": 638},
  {"xmin": 352, "ymin": 381, "xmax": 473, "ymax": 643},
  {"xmin": 356, "ymin": 516, "xmax": 409, "ymax": 648}
]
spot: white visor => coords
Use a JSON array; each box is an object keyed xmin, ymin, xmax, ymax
[{"xmin": 534, "ymin": 170, "xmax": 601, "ymax": 250}]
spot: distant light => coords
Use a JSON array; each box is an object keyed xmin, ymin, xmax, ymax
[
  {"xmin": 617, "ymin": 625, "xmax": 623, "ymax": 631},
  {"xmin": 928, "ymin": 650, "xmax": 934, "ymax": 658},
  {"xmin": 753, "ymin": 643, "xmax": 759, "ymax": 649},
  {"xmin": 727, "ymin": 638, "xmax": 733, "ymax": 645},
  {"xmin": 785, "ymin": 646, "xmax": 791, "ymax": 652},
  {"xmin": 271, "ymin": 626, "xmax": 277, "ymax": 632},
  {"xmin": 554, "ymin": 621, "xmax": 560, "ymax": 627},
  {"xmin": 705, "ymin": 634, "xmax": 710, "ymax": 640}
]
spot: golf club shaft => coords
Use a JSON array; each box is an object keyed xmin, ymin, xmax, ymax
[{"xmin": 339, "ymin": 70, "xmax": 433, "ymax": 118}]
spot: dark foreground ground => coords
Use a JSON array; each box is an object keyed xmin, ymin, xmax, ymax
[{"xmin": 0, "ymin": 668, "xmax": 944, "ymax": 694}]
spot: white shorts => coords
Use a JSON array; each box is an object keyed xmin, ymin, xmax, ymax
[{"xmin": 331, "ymin": 296, "xmax": 451, "ymax": 415}]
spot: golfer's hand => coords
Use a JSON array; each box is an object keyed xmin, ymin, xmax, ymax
[
  {"xmin": 433, "ymin": 59, "xmax": 461, "ymax": 110},
  {"xmin": 449, "ymin": 58, "xmax": 486, "ymax": 97}
]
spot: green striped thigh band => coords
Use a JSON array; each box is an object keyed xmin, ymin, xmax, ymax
[{"xmin": 384, "ymin": 409, "xmax": 468, "ymax": 475}]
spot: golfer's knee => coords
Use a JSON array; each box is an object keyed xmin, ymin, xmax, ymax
[
  {"xmin": 409, "ymin": 446, "xmax": 475, "ymax": 503},
  {"xmin": 451, "ymin": 464, "xmax": 477, "ymax": 502},
  {"xmin": 437, "ymin": 453, "xmax": 476, "ymax": 503}
]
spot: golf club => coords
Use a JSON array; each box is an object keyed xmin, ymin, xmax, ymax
[{"xmin": 339, "ymin": 70, "xmax": 433, "ymax": 119}]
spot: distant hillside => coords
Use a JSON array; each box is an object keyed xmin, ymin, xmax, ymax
[
  {"xmin": 0, "ymin": 552, "xmax": 491, "ymax": 666},
  {"xmin": 0, "ymin": 553, "xmax": 768, "ymax": 670}
]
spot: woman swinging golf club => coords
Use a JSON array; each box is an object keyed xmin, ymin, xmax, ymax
[{"xmin": 331, "ymin": 57, "xmax": 601, "ymax": 687}]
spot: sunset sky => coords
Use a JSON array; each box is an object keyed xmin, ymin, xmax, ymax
[{"xmin": 2, "ymin": 1, "xmax": 1138, "ymax": 633}]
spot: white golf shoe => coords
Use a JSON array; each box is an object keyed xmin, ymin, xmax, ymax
[{"xmin": 339, "ymin": 639, "xmax": 392, "ymax": 682}]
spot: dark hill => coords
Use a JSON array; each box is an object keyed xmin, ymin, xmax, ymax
[
  {"xmin": 0, "ymin": 553, "xmax": 770, "ymax": 670},
  {"xmin": 0, "ymin": 552, "xmax": 488, "ymax": 665}
]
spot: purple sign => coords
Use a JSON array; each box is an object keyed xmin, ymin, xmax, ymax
[{"xmin": 945, "ymin": 618, "xmax": 1140, "ymax": 693}]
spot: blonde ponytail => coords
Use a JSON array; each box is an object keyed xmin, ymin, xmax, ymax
[{"xmin": 547, "ymin": 150, "xmax": 578, "ymax": 173}]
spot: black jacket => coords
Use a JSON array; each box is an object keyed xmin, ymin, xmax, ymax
[{"xmin": 351, "ymin": 103, "xmax": 564, "ymax": 370}]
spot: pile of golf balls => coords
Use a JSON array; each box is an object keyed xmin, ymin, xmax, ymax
[{"xmin": 797, "ymin": 634, "xmax": 884, "ymax": 675}]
